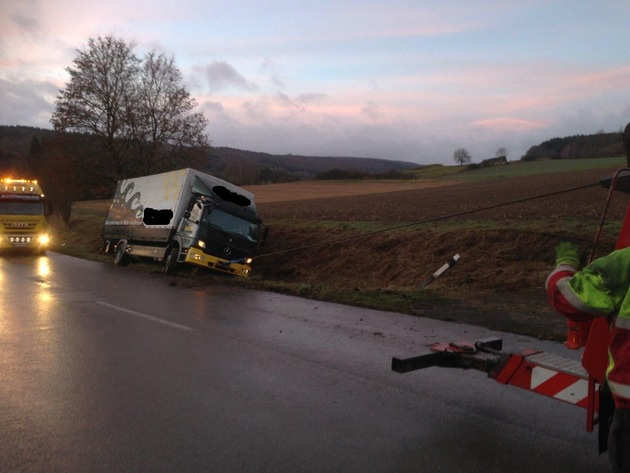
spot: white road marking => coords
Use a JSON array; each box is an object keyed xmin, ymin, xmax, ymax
[{"xmin": 96, "ymin": 301, "xmax": 192, "ymax": 331}]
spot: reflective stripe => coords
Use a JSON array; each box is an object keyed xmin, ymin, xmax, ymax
[
  {"xmin": 545, "ymin": 265, "xmax": 576, "ymax": 291},
  {"xmin": 555, "ymin": 264, "xmax": 578, "ymax": 273},
  {"xmin": 608, "ymin": 380, "xmax": 630, "ymax": 400},
  {"xmin": 557, "ymin": 277, "xmax": 607, "ymax": 317}
]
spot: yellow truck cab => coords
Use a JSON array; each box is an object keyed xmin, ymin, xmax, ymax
[{"xmin": 0, "ymin": 178, "xmax": 52, "ymax": 254}]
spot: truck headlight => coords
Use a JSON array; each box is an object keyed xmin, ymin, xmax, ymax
[
  {"xmin": 197, "ymin": 240, "xmax": 206, "ymax": 249},
  {"xmin": 38, "ymin": 234, "xmax": 50, "ymax": 246},
  {"xmin": 244, "ymin": 257, "xmax": 253, "ymax": 264}
]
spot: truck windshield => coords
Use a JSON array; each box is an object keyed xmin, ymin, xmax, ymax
[
  {"xmin": 0, "ymin": 201, "xmax": 44, "ymax": 215},
  {"xmin": 203, "ymin": 209, "xmax": 259, "ymax": 242}
]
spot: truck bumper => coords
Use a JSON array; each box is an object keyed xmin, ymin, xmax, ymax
[
  {"xmin": 0, "ymin": 234, "xmax": 49, "ymax": 252},
  {"xmin": 185, "ymin": 247, "xmax": 252, "ymax": 278}
]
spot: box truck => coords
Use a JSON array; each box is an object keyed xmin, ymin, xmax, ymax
[
  {"xmin": 102, "ymin": 168, "xmax": 264, "ymax": 277},
  {"xmin": 0, "ymin": 178, "xmax": 52, "ymax": 254}
]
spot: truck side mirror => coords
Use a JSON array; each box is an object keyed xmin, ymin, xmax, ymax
[
  {"xmin": 184, "ymin": 210, "xmax": 191, "ymax": 219},
  {"xmin": 45, "ymin": 201, "xmax": 53, "ymax": 216}
]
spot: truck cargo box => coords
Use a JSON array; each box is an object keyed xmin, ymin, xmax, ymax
[{"xmin": 103, "ymin": 168, "xmax": 256, "ymax": 243}]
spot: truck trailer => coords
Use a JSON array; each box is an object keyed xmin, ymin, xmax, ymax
[
  {"xmin": 102, "ymin": 168, "xmax": 263, "ymax": 277},
  {"xmin": 0, "ymin": 178, "xmax": 52, "ymax": 254}
]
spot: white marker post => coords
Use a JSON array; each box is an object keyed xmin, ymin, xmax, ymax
[{"xmin": 419, "ymin": 254, "xmax": 460, "ymax": 288}]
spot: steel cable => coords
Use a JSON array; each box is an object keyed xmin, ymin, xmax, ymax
[{"xmin": 252, "ymin": 181, "xmax": 600, "ymax": 261}]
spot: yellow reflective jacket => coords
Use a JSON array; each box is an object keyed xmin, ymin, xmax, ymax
[{"xmin": 562, "ymin": 248, "xmax": 630, "ymax": 404}]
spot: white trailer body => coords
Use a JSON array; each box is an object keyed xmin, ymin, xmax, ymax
[{"xmin": 102, "ymin": 168, "xmax": 261, "ymax": 277}]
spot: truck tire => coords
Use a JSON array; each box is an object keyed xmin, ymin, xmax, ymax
[
  {"xmin": 114, "ymin": 242, "xmax": 130, "ymax": 267},
  {"xmin": 165, "ymin": 244, "xmax": 179, "ymax": 275}
]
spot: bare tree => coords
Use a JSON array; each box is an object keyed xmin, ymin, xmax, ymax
[
  {"xmin": 453, "ymin": 148, "xmax": 472, "ymax": 166},
  {"xmin": 51, "ymin": 36, "xmax": 140, "ymax": 180},
  {"xmin": 129, "ymin": 51, "xmax": 209, "ymax": 175},
  {"xmin": 51, "ymin": 35, "xmax": 209, "ymax": 181}
]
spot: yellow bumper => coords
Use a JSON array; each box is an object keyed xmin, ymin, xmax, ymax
[{"xmin": 185, "ymin": 247, "xmax": 252, "ymax": 278}]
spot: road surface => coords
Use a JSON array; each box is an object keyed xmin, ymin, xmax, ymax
[{"xmin": 0, "ymin": 252, "xmax": 610, "ymax": 472}]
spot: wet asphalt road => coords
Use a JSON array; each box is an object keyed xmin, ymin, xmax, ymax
[{"xmin": 0, "ymin": 252, "xmax": 610, "ymax": 472}]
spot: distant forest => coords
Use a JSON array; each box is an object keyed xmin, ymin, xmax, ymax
[
  {"xmin": 0, "ymin": 125, "xmax": 418, "ymax": 187},
  {"xmin": 521, "ymin": 130, "xmax": 626, "ymax": 161}
]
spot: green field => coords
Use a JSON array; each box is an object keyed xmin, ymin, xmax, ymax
[{"xmin": 410, "ymin": 156, "xmax": 627, "ymax": 181}]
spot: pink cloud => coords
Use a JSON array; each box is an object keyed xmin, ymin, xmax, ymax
[
  {"xmin": 569, "ymin": 65, "xmax": 630, "ymax": 91},
  {"xmin": 471, "ymin": 117, "xmax": 549, "ymax": 132}
]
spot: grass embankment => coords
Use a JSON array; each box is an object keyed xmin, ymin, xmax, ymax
[
  {"xmin": 48, "ymin": 200, "xmax": 112, "ymax": 262},
  {"xmin": 409, "ymin": 156, "xmax": 625, "ymax": 180}
]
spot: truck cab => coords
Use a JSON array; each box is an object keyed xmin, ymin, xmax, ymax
[
  {"xmin": 174, "ymin": 195, "xmax": 262, "ymax": 276},
  {"xmin": 0, "ymin": 178, "xmax": 52, "ymax": 254}
]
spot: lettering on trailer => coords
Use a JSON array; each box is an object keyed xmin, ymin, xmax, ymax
[
  {"xmin": 530, "ymin": 366, "xmax": 590, "ymax": 406},
  {"xmin": 108, "ymin": 181, "xmax": 144, "ymax": 223}
]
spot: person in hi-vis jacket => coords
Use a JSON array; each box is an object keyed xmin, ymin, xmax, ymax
[{"xmin": 547, "ymin": 242, "xmax": 630, "ymax": 472}]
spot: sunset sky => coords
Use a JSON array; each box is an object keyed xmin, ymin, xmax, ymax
[{"xmin": 1, "ymin": 0, "xmax": 629, "ymax": 164}]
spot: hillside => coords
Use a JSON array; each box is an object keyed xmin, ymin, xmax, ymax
[
  {"xmin": 0, "ymin": 126, "xmax": 57, "ymax": 174},
  {"xmin": 523, "ymin": 130, "xmax": 626, "ymax": 160},
  {"xmin": 3, "ymin": 124, "xmax": 627, "ymax": 185},
  {"xmin": 208, "ymin": 147, "xmax": 419, "ymax": 182},
  {"xmin": 0, "ymin": 126, "xmax": 419, "ymax": 183}
]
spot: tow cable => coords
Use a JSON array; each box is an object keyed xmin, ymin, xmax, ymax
[
  {"xmin": 251, "ymin": 180, "xmax": 600, "ymax": 262},
  {"xmin": 588, "ymin": 168, "xmax": 630, "ymax": 263}
]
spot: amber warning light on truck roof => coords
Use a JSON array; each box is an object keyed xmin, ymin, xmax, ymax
[{"xmin": 0, "ymin": 178, "xmax": 45, "ymax": 197}]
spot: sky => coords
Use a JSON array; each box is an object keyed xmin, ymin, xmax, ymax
[{"xmin": 1, "ymin": 0, "xmax": 630, "ymax": 165}]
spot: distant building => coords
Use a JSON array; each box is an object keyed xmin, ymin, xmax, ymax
[{"xmin": 481, "ymin": 156, "xmax": 507, "ymax": 167}]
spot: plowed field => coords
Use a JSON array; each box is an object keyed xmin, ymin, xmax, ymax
[{"xmin": 251, "ymin": 167, "xmax": 626, "ymax": 223}]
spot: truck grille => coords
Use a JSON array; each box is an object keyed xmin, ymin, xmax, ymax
[
  {"xmin": 206, "ymin": 241, "xmax": 251, "ymax": 261},
  {"xmin": 2, "ymin": 222, "xmax": 37, "ymax": 235}
]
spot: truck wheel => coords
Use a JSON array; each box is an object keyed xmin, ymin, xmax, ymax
[
  {"xmin": 165, "ymin": 245, "xmax": 179, "ymax": 275},
  {"xmin": 114, "ymin": 242, "xmax": 130, "ymax": 267}
]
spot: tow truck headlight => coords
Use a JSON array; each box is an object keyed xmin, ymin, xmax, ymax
[
  {"xmin": 197, "ymin": 240, "xmax": 206, "ymax": 249},
  {"xmin": 38, "ymin": 234, "xmax": 50, "ymax": 246},
  {"xmin": 244, "ymin": 257, "xmax": 253, "ymax": 264}
]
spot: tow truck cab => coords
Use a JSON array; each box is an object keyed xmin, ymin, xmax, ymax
[{"xmin": 0, "ymin": 178, "xmax": 53, "ymax": 254}]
